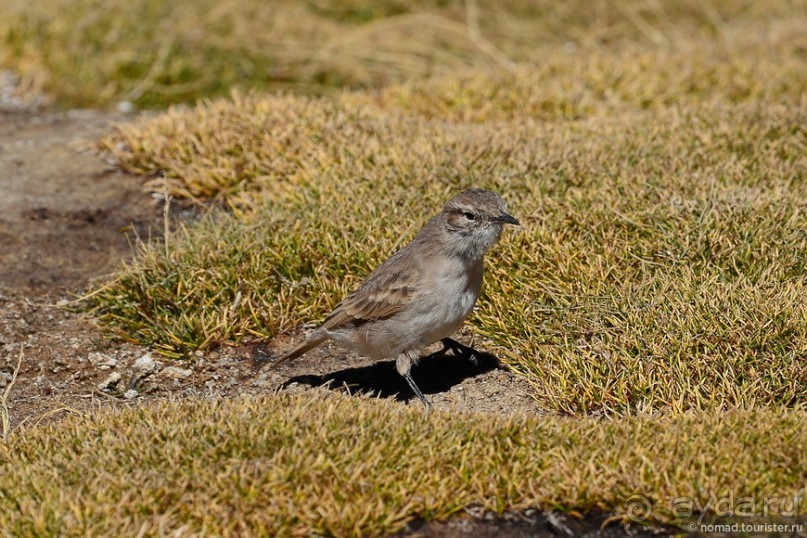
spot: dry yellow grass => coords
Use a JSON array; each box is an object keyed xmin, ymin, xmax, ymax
[
  {"xmin": 3, "ymin": 0, "xmax": 806, "ymax": 532},
  {"xmin": 2, "ymin": 0, "xmax": 804, "ymax": 106},
  {"xmin": 88, "ymin": 0, "xmax": 806, "ymax": 417},
  {"xmin": 0, "ymin": 393, "xmax": 804, "ymax": 535},
  {"xmin": 92, "ymin": 87, "xmax": 807, "ymax": 415}
]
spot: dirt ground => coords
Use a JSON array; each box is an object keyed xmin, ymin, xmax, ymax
[{"xmin": 0, "ymin": 106, "xmax": 677, "ymax": 536}]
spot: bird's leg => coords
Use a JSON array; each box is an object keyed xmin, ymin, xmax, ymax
[
  {"xmin": 396, "ymin": 352, "xmax": 431, "ymax": 411},
  {"xmin": 440, "ymin": 337, "xmax": 478, "ymax": 368},
  {"xmin": 403, "ymin": 372, "xmax": 430, "ymax": 412}
]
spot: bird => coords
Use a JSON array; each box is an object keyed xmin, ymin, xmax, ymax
[{"xmin": 272, "ymin": 188, "xmax": 519, "ymax": 409}]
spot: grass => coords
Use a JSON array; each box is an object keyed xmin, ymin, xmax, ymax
[
  {"xmin": 2, "ymin": 0, "xmax": 805, "ymax": 107},
  {"xmin": 90, "ymin": 90, "xmax": 807, "ymax": 415},
  {"xmin": 0, "ymin": 393, "xmax": 804, "ymax": 535},
  {"xmin": 85, "ymin": 2, "xmax": 805, "ymax": 418},
  {"xmin": 3, "ymin": 0, "xmax": 806, "ymax": 532}
]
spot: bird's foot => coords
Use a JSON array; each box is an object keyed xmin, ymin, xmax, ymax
[{"xmin": 440, "ymin": 338, "xmax": 479, "ymax": 368}]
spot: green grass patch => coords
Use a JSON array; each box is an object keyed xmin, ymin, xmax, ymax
[{"xmin": 1, "ymin": 394, "xmax": 804, "ymax": 535}]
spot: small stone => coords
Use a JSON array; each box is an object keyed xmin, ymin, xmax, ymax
[
  {"xmin": 159, "ymin": 366, "xmax": 192, "ymax": 380},
  {"xmin": 90, "ymin": 352, "xmax": 117, "ymax": 370},
  {"xmin": 97, "ymin": 359, "xmax": 117, "ymax": 370},
  {"xmin": 97, "ymin": 372, "xmax": 121, "ymax": 391},
  {"xmin": 122, "ymin": 389, "xmax": 139, "ymax": 399},
  {"xmin": 132, "ymin": 354, "xmax": 159, "ymax": 376},
  {"xmin": 0, "ymin": 372, "xmax": 12, "ymax": 388}
]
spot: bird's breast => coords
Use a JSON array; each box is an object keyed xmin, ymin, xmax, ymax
[{"xmin": 416, "ymin": 259, "xmax": 483, "ymax": 339}]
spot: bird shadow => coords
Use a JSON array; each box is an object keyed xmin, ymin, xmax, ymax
[{"xmin": 281, "ymin": 339, "xmax": 500, "ymax": 403}]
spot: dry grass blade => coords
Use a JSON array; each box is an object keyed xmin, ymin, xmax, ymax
[{"xmin": 1, "ymin": 348, "xmax": 23, "ymax": 440}]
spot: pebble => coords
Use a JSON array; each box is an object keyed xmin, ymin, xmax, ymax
[
  {"xmin": 133, "ymin": 354, "xmax": 160, "ymax": 376},
  {"xmin": 97, "ymin": 372, "xmax": 121, "ymax": 391},
  {"xmin": 97, "ymin": 359, "xmax": 117, "ymax": 370},
  {"xmin": 122, "ymin": 389, "xmax": 139, "ymax": 399},
  {"xmin": 89, "ymin": 352, "xmax": 117, "ymax": 370},
  {"xmin": 159, "ymin": 366, "xmax": 192, "ymax": 380}
]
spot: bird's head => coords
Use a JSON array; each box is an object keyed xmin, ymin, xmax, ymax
[{"xmin": 442, "ymin": 188, "xmax": 519, "ymax": 259}]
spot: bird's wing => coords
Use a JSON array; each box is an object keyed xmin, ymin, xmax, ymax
[{"xmin": 321, "ymin": 251, "xmax": 422, "ymax": 329}]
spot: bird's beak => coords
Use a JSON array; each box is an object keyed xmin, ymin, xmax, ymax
[{"xmin": 496, "ymin": 213, "xmax": 520, "ymax": 226}]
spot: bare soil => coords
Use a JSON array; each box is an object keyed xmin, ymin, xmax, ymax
[{"xmin": 0, "ymin": 107, "xmax": 675, "ymax": 536}]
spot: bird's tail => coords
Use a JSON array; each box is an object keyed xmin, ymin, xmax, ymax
[{"xmin": 272, "ymin": 333, "xmax": 328, "ymax": 368}]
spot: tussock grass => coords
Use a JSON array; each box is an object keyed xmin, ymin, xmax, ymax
[
  {"xmin": 2, "ymin": 0, "xmax": 804, "ymax": 106},
  {"xmin": 51, "ymin": 0, "xmax": 804, "ymax": 412},
  {"xmin": 0, "ymin": 393, "xmax": 804, "ymax": 535},
  {"xmin": 92, "ymin": 88, "xmax": 807, "ymax": 414},
  {"xmin": 373, "ymin": 41, "xmax": 806, "ymax": 123}
]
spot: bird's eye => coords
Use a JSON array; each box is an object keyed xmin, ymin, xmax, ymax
[{"xmin": 462, "ymin": 212, "xmax": 476, "ymax": 221}]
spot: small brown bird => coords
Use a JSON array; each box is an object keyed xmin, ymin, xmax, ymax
[{"xmin": 274, "ymin": 188, "xmax": 519, "ymax": 408}]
